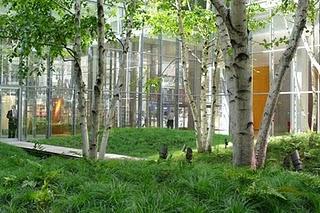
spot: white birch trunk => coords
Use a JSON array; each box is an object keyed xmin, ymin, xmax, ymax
[
  {"xmin": 176, "ymin": 0, "xmax": 202, "ymax": 152},
  {"xmin": 255, "ymin": 0, "xmax": 308, "ymax": 168},
  {"xmin": 200, "ymin": 41, "xmax": 210, "ymax": 151},
  {"xmin": 215, "ymin": 14, "xmax": 236, "ymax": 145},
  {"xmin": 74, "ymin": 0, "xmax": 89, "ymax": 157},
  {"xmin": 302, "ymin": 33, "xmax": 320, "ymax": 131},
  {"xmin": 99, "ymin": 94, "xmax": 117, "ymax": 159},
  {"xmin": 213, "ymin": 0, "xmax": 254, "ymax": 166},
  {"xmin": 206, "ymin": 49, "xmax": 221, "ymax": 151},
  {"xmin": 98, "ymin": 7, "xmax": 132, "ymax": 159},
  {"xmin": 89, "ymin": 0, "xmax": 106, "ymax": 159},
  {"xmin": 202, "ymin": 0, "xmax": 213, "ymax": 152}
]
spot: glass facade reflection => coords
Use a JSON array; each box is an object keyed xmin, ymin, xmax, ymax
[{"xmin": 0, "ymin": 0, "xmax": 319, "ymax": 139}]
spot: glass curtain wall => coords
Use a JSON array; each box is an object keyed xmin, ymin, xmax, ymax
[{"xmin": 0, "ymin": 0, "xmax": 319, "ymax": 139}]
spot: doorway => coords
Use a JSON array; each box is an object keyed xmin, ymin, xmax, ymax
[{"xmin": 0, "ymin": 86, "xmax": 21, "ymax": 139}]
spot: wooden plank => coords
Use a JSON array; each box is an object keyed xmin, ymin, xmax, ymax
[{"xmin": 0, "ymin": 139, "xmax": 143, "ymax": 160}]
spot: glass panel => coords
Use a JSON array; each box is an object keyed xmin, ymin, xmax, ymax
[{"xmin": 0, "ymin": 88, "xmax": 19, "ymax": 138}]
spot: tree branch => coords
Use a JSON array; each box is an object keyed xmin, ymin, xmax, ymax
[
  {"xmin": 116, "ymin": 37, "xmax": 125, "ymax": 51},
  {"xmin": 211, "ymin": 0, "xmax": 229, "ymax": 27},
  {"xmin": 52, "ymin": 0, "xmax": 74, "ymax": 15},
  {"xmin": 302, "ymin": 33, "xmax": 320, "ymax": 74},
  {"xmin": 208, "ymin": 37, "xmax": 216, "ymax": 48},
  {"xmin": 64, "ymin": 45, "xmax": 76, "ymax": 59},
  {"xmin": 187, "ymin": 46, "xmax": 202, "ymax": 64}
]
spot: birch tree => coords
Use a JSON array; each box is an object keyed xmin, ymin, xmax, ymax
[
  {"xmin": 148, "ymin": 0, "xmax": 217, "ymax": 152},
  {"xmin": 255, "ymin": 0, "xmax": 309, "ymax": 168},
  {"xmin": 89, "ymin": 0, "xmax": 106, "ymax": 159},
  {"xmin": 212, "ymin": 0, "xmax": 308, "ymax": 167},
  {"xmin": 74, "ymin": 0, "xmax": 90, "ymax": 157},
  {"xmin": 212, "ymin": 0, "xmax": 255, "ymax": 166},
  {"xmin": 302, "ymin": 1, "xmax": 319, "ymax": 131},
  {"xmin": 206, "ymin": 48, "xmax": 222, "ymax": 151},
  {"xmin": 0, "ymin": 0, "xmax": 100, "ymax": 158},
  {"xmin": 302, "ymin": 33, "xmax": 320, "ymax": 131},
  {"xmin": 99, "ymin": 0, "xmax": 144, "ymax": 159}
]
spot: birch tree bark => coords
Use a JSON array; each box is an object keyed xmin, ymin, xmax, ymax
[
  {"xmin": 213, "ymin": 0, "xmax": 254, "ymax": 166},
  {"xmin": 301, "ymin": 33, "xmax": 320, "ymax": 131},
  {"xmin": 174, "ymin": 0, "xmax": 218, "ymax": 152},
  {"xmin": 206, "ymin": 48, "xmax": 221, "ymax": 151},
  {"xmin": 200, "ymin": 41, "xmax": 210, "ymax": 151},
  {"xmin": 215, "ymin": 14, "xmax": 237, "ymax": 151},
  {"xmin": 176, "ymin": 0, "xmax": 202, "ymax": 152},
  {"xmin": 255, "ymin": 0, "xmax": 308, "ymax": 168},
  {"xmin": 89, "ymin": 0, "xmax": 106, "ymax": 159},
  {"xmin": 98, "ymin": 4, "xmax": 133, "ymax": 159},
  {"xmin": 74, "ymin": 0, "xmax": 89, "ymax": 157},
  {"xmin": 201, "ymin": 0, "xmax": 215, "ymax": 152}
]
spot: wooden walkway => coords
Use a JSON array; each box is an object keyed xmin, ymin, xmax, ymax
[{"xmin": 0, "ymin": 138, "xmax": 143, "ymax": 160}]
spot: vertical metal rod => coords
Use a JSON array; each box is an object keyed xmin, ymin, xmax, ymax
[
  {"xmin": 138, "ymin": 29, "xmax": 144, "ymax": 128},
  {"xmin": 157, "ymin": 35, "xmax": 163, "ymax": 127},
  {"xmin": 24, "ymin": 61, "xmax": 28, "ymax": 140},
  {"xmin": 32, "ymin": 73, "xmax": 37, "ymax": 138},
  {"xmin": 125, "ymin": 43, "xmax": 132, "ymax": 126},
  {"xmin": 87, "ymin": 46, "xmax": 94, "ymax": 128},
  {"xmin": 18, "ymin": 87, "xmax": 23, "ymax": 140},
  {"xmin": 109, "ymin": 51, "xmax": 113, "ymax": 106},
  {"xmin": 175, "ymin": 39, "xmax": 180, "ymax": 129},
  {"xmin": 115, "ymin": 51, "xmax": 120, "ymax": 128},
  {"xmin": 290, "ymin": 55, "xmax": 298, "ymax": 133},
  {"xmin": 0, "ymin": 39, "xmax": 3, "ymax": 136},
  {"xmin": 317, "ymin": 2, "xmax": 320, "ymax": 133},
  {"xmin": 0, "ymin": 39, "xmax": 2, "ymax": 84},
  {"xmin": 317, "ymin": 70, "xmax": 320, "ymax": 132},
  {"xmin": 0, "ymin": 91, "xmax": 2, "ymax": 137},
  {"xmin": 71, "ymin": 61, "xmax": 76, "ymax": 135},
  {"xmin": 46, "ymin": 55, "xmax": 52, "ymax": 138}
]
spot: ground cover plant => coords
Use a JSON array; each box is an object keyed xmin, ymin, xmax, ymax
[
  {"xmin": 267, "ymin": 132, "xmax": 320, "ymax": 175},
  {"xmin": 31, "ymin": 128, "xmax": 229, "ymax": 158},
  {"xmin": 0, "ymin": 138, "xmax": 320, "ymax": 212}
]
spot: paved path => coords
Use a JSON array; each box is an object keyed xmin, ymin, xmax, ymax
[{"xmin": 0, "ymin": 138, "xmax": 143, "ymax": 160}]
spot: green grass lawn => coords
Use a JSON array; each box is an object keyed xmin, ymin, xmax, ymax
[
  {"xmin": 1, "ymin": 130, "xmax": 320, "ymax": 212},
  {"xmin": 0, "ymin": 141, "xmax": 319, "ymax": 212},
  {"xmin": 32, "ymin": 128, "xmax": 229, "ymax": 158}
]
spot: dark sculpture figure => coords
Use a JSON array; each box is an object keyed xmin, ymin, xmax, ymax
[
  {"xmin": 186, "ymin": 147, "xmax": 192, "ymax": 163},
  {"xmin": 291, "ymin": 150, "xmax": 303, "ymax": 171},
  {"xmin": 283, "ymin": 155, "xmax": 291, "ymax": 169},
  {"xmin": 159, "ymin": 144, "xmax": 168, "ymax": 159}
]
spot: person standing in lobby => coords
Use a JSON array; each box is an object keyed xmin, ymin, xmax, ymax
[
  {"xmin": 167, "ymin": 110, "xmax": 174, "ymax": 129},
  {"xmin": 6, "ymin": 105, "xmax": 18, "ymax": 138}
]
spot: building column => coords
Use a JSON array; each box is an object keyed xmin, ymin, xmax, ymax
[
  {"xmin": 18, "ymin": 87, "xmax": 23, "ymax": 140},
  {"xmin": 175, "ymin": 39, "xmax": 180, "ymax": 129},
  {"xmin": 290, "ymin": 55, "xmax": 301, "ymax": 133},
  {"xmin": 138, "ymin": 29, "xmax": 144, "ymax": 128},
  {"xmin": 0, "ymin": 39, "xmax": 3, "ymax": 136},
  {"xmin": 46, "ymin": 55, "xmax": 52, "ymax": 138},
  {"xmin": 87, "ymin": 46, "xmax": 95, "ymax": 129},
  {"xmin": 125, "ymin": 42, "xmax": 132, "ymax": 126},
  {"xmin": 71, "ymin": 61, "xmax": 77, "ymax": 135},
  {"xmin": 157, "ymin": 35, "xmax": 163, "ymax": 128}
]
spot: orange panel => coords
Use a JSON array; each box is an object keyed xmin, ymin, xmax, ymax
[{"xmin": 253, "ymin": 67, "xmax": 269, "ymax": 130}]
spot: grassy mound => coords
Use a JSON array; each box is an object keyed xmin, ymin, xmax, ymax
[
  {"xmin": 267, "ymin": 132, "xmax": 320, "ymax": 174},
  {"xmin": 0, "ymin": 142, "xmax": 319, "ymax": 212},
  {"xmin": 32, "ymin": 128, "xmax": 229, "ymax": 158}
]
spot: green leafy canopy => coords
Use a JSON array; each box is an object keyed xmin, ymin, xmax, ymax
[{"xmin": 146, "ymin": 1, "xmax": 216, "ymax": 43}]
